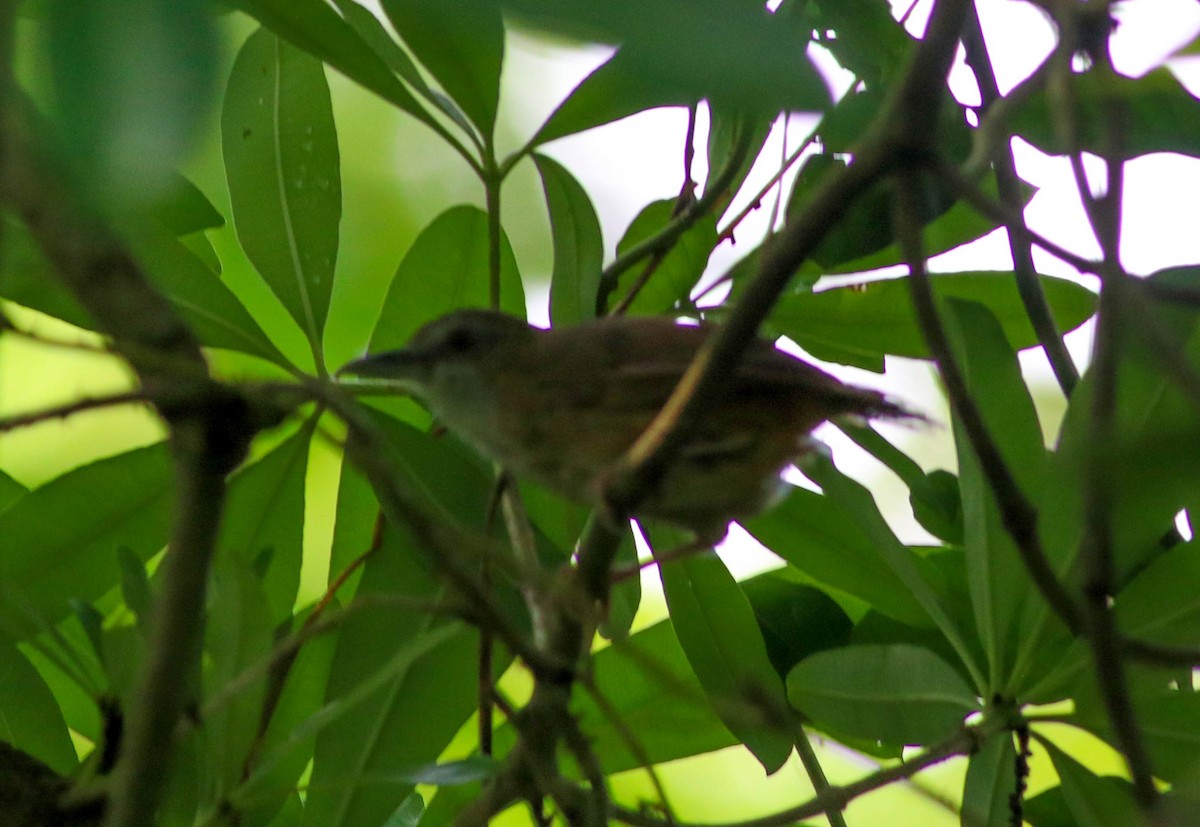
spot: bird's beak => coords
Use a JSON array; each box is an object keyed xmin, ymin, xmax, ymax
[{"xmin": 336, "ymin": 349, "xmax": 426, "ymax": 384}]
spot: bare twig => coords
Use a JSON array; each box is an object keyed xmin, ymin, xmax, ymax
[
  {"xmin": 894, "ymin": 167, "xmax": 1083, "ymax": 634},
  {"xmin": 961, "ymin": 4, "xmax": 1079, "ymax": 394}
]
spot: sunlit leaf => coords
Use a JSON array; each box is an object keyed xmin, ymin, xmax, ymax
[{"xmin": 223, "ymin": 27, "xmax": 341, "ymax": 353}]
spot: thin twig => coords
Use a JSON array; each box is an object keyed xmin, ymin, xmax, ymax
[
  {"xmin": 895, "ymin": 167, "xmax": 1083, "ymax": 634},
  {"xmin": 611, "ymin": 719, "xmax": 1003, "ymax": 827},
  {"xmin": 961, "ymin": 4, "xmax": 1079, "ymax": 395},
  {"xmin": 0, "ymin": 391, "xmax": 148, "ymax": 433}
]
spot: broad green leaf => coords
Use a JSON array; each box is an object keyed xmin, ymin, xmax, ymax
[
  {"xmin": 151, "ymin": 173, "xmax": 226, "ymax": 235},
  {"xmin": 943, "ymin": 299, "xmax": 1047, "ymax": 695},
  {"xmin": 962, "ymin": 732, "xmax": 1018, "ymax": 827},
  {"xmin": 0, "ymin": 444, "xmax": 172, "ymax": 636},
  {"xmin": 740, "ymin": 570, "xmax": 853, "ymax": 679},
  {"xmin": 223, "ymin": 27, "xmax": 341, "ymax": 353},
  {"xmin": 1073, "ymin": 688, "xmax": 1200, "ymax": 784},
  {"xmin": 803, "ymin": 456, "xmax": 982, "ymax": 685},
  {"xmin": 303, "ymin": 525, "xmax": 484, "ymax": 827},
  {"xmin": 204, "ymin": 563, "xmax": 275, "ymax": 797},
  {"xmin": 651, "ymin": 527, "xmax": 793, "ymax": 774},
  {"xmin": 215, "ymin": 421, "xmax": 313, "ymax": 623},
  {"xmin": 382, "ymin": 0, "xmax": 504, "ymax": 135},
  {"xmin": 574, "ymin": 619, "xmax": 739, "ymax": 772},
  {"xmin": 226, "ymin": 0, "xmax": 436, "ymax": 129},
  {"xmin": 786, "ymin": 644, "xmax": 977, "ymax": 746},
  {"xmin": 0, "ymin": 216, "xmax": 284, "ymax": 364},
  {"xmin": 43, "ymin": 0, "xmax": 219, "ymax": 205},
  {"xmin": 505, "ymin": 0, "xmax": 829, "ymax": 116},
  {"xmin": 0, "ymin": 633, "xmax": 78, "ymax": 774},
  {"xmin": 1025, "ymin": 287, "xmax": 1200, "ymax": 697},
  {"xmin": 0, "ymin": 215, "xmax": 94, "ymax": 329},
  {"xmin": 705, "ymin": 104, "xmax": 773, "ymax": 202},
  {"xmin": 369, "ymin": 206, "xmax": 525, "ymax": 352},
  {"xmin": 771, "ymin": 272, "xmax": 1096, "ymax": 372},
  {"xmin": 234, "ymin": 619, "xmax": 338, "ymax": 827},
  {"xmin": 742, "ymin": 485, "xmax": 929, "ymax": 627},
  {"xmin": 533, "ymin": 47, "xmax": 693, "ymax": 145},
  {"xmin": 608, "ymin": 199, "xmax": 718, "ymax": 315},
  {"xmin": 1113, "ymin": 540, "xmax": 1200, "ymax": 650},
  {"xmin": 806, "ymin": 0, "xmax": 912, "ymax": 87},
  {"xmin": 117, "ymin": 546, "xmax": 153, "ymax": 626},
  {"xmin": 1040, "ymin": 739, "xmax": 1142, "ymax": 826},
  {"xmin": 0, "ymin": 469, "xmax": 26, "ymax": 515},
  {"xmin": 131, "ymin": 224, "xmax": 291, "ymax": 366},
  {"xmin": 1012, "ymin": 68, "xmax": 1200, "ymax": 159},
  {"xmin": 534, "ymin": 153, "xmax": 604, "ymax": 326},
  {"xmin": 329, "ymin": 0, "xmax": 474, "ymax": 135}
]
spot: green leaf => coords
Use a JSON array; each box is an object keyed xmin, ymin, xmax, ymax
[
  {"xmin": 575, "ymin": 619, "xmax": 739, "ymax": 772},
  {"xmin": 204, "ymin": 563, "xmax": 275, "ymax": 796},
  {"xmin": 226, "ymin": 0, "xmax": 436, "ymax": 129},
  {"xmin": 943, "ymin": 299, "xmax": 1047, "ymax": 694},
  {"xmin": 234, "ymin": 618, "xmax": 338, "ymax": 826},
  {"xmin": 771, "ymin": 272, "xmax": 1096, "ymax": 372},
  {"xmin": 1012, "ymin": 68, "xmax": 1200, "ymax": 159},
  {"xmin": 785, "ymin": 644, "xmax": 977, "ymax": 746},
  {"xmin": 42, "ymin": 0, "xmax": 219, "ymax": 204},
  {"xmin": 117, "ymin": 546, "xmax": 153, "ymax": 626},
  {"xmin": 742, "ymin": 485, "xmax": 930, "ymax": 627},
  {"xmin": 0, "ymin": 214, "xmax": 94, "ymax": 329},
  {"xmin": 382, "ymin": 0, "xmax": 504, "ymax": 135},
  {"xmin": 740, "ymin": 570, "xmax": 853, "ymax": 679},
  {"xmin": 962, "ymin": 732, "xmax": 1018, "ymax": 827},
  {"xmin": 1040, "ymin": 739, "xmax": 1142, "ymax": 826},
  {"xmin": 534, "ymin": 153, "xmax": 604, "ymax": 326},
  {"xmin": 0, "ymin": 469, "xmax": 27, "ymax": 515},
  {"xmin": 0, "ymin": 633, "xmax": 78, "ymax": 774},
  {"xmin": 0, "ymin": 444, "xmax": 172, "ymax": 636},
  {"xmin": 801, "ymin": 456, "xmax": 983, "ymax": 685},
  {"xmin": 1073, "ymin": 688, "xmax": 1200, "ymax": 784},
  {"xmin": 533, "ymin": 46, "xmax": 695, "ymax": 145},
  {"xmin": 329, "ymin": 0, "xmax": 474, "ymax": 135},
  {"xmin": 609, "ymin": 199, "xmax": 718, "ymax": 315},
  {"xmin": 303, "ymin": 526, "xmax": 486, "ymax": 827},
  {"xmin": 150, "ymin": 173, "xmax": 226, "ymax": 235},
  {"xmin": 651, "ymin": 527, "xmax": 793, "ymax": 774},
  {"xmin": 705, "ymin": 105, "xmax": 773, "ymax": 202},
  {"xmin": 223, "ymin": 27, "xmax": 341, "ymax": 353},
  {"xmin": 369, "ymin": 205, "xmax": 525, "ymax": 352},
  {"xmin": 131, "ymin": 224, "xmax": 292, "ymax": 366},
  {"xmin": 216, "ymin": 421, "xmax": 312, "ymax": 623},
  {"xmin": 505, "ymin": 0, "xmax": 829, "ymax": 116},
  {"xmin": 806, "ymin": 0, "xmax": 913, "ymax": 87},
  {"xmin": 1113, "ymin": 540, "xmax": 1200, "ymax": 650}
]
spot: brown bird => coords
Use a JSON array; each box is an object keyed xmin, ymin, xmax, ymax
[{"xmin": 340, "ymin": 309, "xmax": 916, "ymax": 539}]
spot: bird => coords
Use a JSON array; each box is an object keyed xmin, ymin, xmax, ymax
[{"xmin": 339, "ymin": 309, "xmax": 916, "ymax": 540}]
